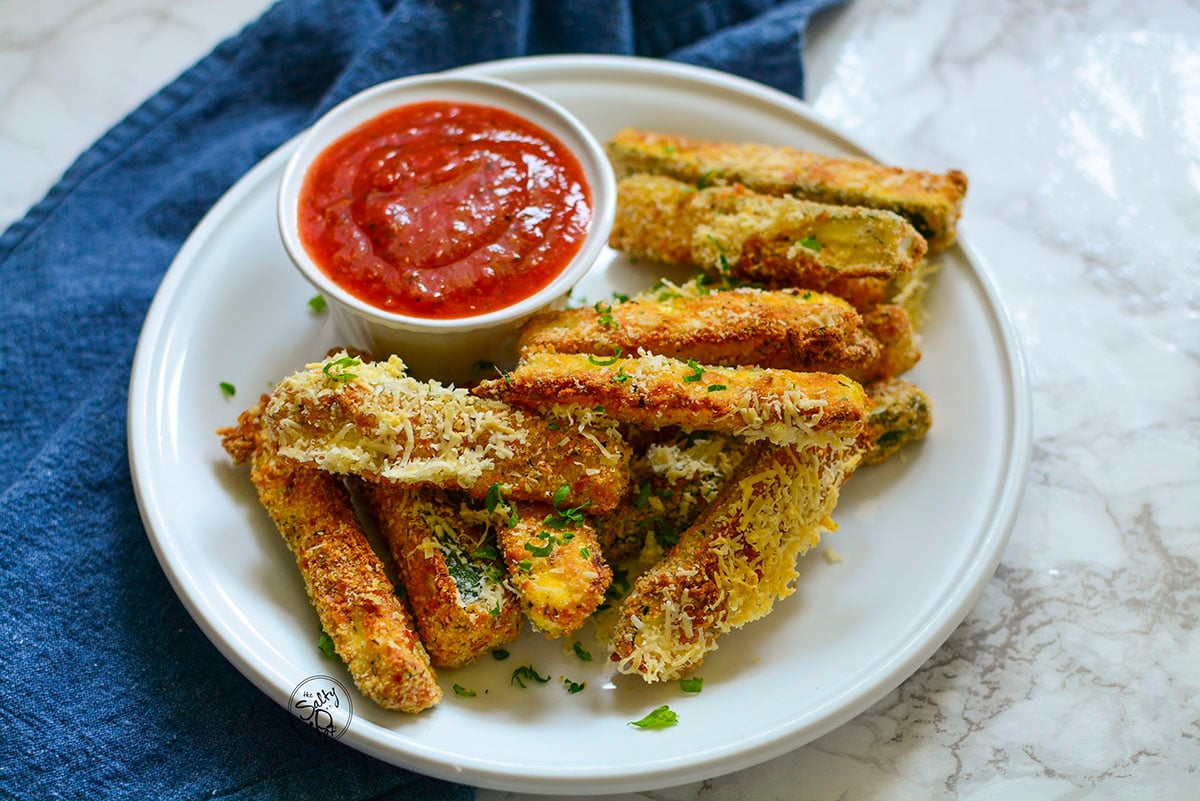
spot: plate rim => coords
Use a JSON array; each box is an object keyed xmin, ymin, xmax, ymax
[{"xmin": 127, "ymin": 53, "xmax": 1031, "ymax": 794}]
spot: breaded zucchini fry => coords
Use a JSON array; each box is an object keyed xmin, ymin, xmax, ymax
[
  {"xmin": 755, "ymin": 250, "xmax": 940, "ymax": 323},
  {"xmin": 606, "ymin": 128, "xmax": 967, "ymax": 251},
  {"xmin": 609, "ymin": 440, "xmax": 864, "ymax": 682},
  {"xmin": 594, "ymin": 430, "xmax": 748, "ymax": 564},
  {"xmin": 519, "ymin": 286, "xmax": 879, "ymax": 376},
  {"xmin": 263, "ymin": 352, "xmax": 630, "ymax": 512},
  {"xmin": 474, "ymin": 351, "xmax": 870, "ymax": 446},
  {"xmin": 611, "ymin": 175, "xmax": 926, "ymax": 289},
  {"xmin": 496, "ymin": 499, "xmax": 612, "ymax": 638},
  {"xmin": 887, "ymin": 256, "xmax": 940, "ymax": 327},
  {"xmin": 843, "ymin": 304, "xmax": 921, "ymax": 383},
  {"xmin": 218, "ymin": 399, "xmax": 441, "ymax": 713},
  {"xmin": 360, "ymin": 483, "xmax": 522, "ymax": 668},
  {"xmin": 863, "ymin": 377, "xmax": 933, "ymax": 466}
]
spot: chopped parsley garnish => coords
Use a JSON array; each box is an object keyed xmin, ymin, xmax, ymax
[
  {"xmin": 633, "ymin": 480, "xmax": 653, "ymax": 510},
  {"xmin": 317, "ymin": 632, "xmax": 336, "ymax": 659},
  {"xmin": 322, "ymin": 356, "xmax": 361, "ymax": 382},
  {"xmin": 612, "ymin": 292, "xmax": 630, "ymax": 304},
  {"xmin": 599, "ymin": 566, "xmax": 631, "ymax": 610},
  {"xmin": 681, "ymin": 359, "xmax": 705, "ymax": 383},
  {"xmin": 491, "ymin": 649, "xmax": 510, "ymax": 661},
  {"xmin": 613, "ymin": 365, "xmax": 632, "ymax": 383},
  {"xmin": 630, "ymin": 705, "xmax": 678, "ymax": 729},
  {"xmin": 563, "ymin": 678, "xmax": 586, "ymax": 694},
  {"xmin": 697, "ymin": 168, "xmax": 718, "ymax": 189},
  {"xmin": 524, "ymin": 540, "xmax": 554, "ymax": 558},
  {"xmin": 706, "ymin": 384, "xmax": 727, "ymax": 392},
  {"xmin": 800, "ymin": 235, "xmax": 822, "ymax": 251},
  {"xmin": 485, "ymin": 483, "xmax": 519, "ymax": 527},
  {"xmin": 307, "ymin": 294, "xmax": 327, "ymax": 313},
  {"xmin": 452, "ymin": 683, "xmax": 477, "ymax": 698},
  {"xmin": 543, "ymin": 485, "xmax": 591, "ymax": 530},
  {"xmin": 587, "ymin": 348, "xmax": 623, "ymax": 367},
  {"xmin": 471, "ymin": 544, "xmax": 500, "ymax": 561},
  {"xmin": 517, "ymin": 558, "xmax": 533, "ymax": 573},
  {"xmin": 510, "ymin": 665, "xmax": 550, "ymax": 688},
  {"xmin": 679, "ymin": 677, "xmax": 704, "ymax": 693},
  {"xmin": 594, "ymin": 300, "xmax": 617, "ymax": 328},
  {"xmin": 579, "ymin": 546, "xmax": 590, "ymax": 558},
  {"xmin": 638, "ymin": 516, "xmax": 679, "ymax": 549},
  {"xmin": 219, "ymin": 381, "xmax": 236, "ymax": 397},
  {"xmin": 572, "ymin": 641, "xmax": 593, "ymax": 662},
  {"xmin": 704, "ymin": 234, "xmax": 732, "ymax": 276}
]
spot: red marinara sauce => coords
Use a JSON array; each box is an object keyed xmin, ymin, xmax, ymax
[{"xmin": 297, "ymin": 100, "xmax": 592, "ymax": 319}]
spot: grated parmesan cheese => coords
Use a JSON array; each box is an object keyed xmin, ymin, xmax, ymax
[
  {"xmin": 611, "ymin": 440, "xmax": 864, "ymax": 681},
  {"xmin": 262, "ymin": 352, "xmax": 630, "ymax": 511}
]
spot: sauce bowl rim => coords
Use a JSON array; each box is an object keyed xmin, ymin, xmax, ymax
[{"xmin": 276, "ymin": 72, "xmax": 617, "ymax": 334}]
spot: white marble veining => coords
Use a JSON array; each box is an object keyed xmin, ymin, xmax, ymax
[
  {"xmin": 4, "ymin": 0, "xmax": 1197, "ymax": 798},
  {"xmin": 0, "ymin": 0, "xmax": 270, "ymax": 227}
]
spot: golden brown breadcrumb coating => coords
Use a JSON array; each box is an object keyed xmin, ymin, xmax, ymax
[
  {"xmin": 495, "ymin": 500, "xmax": 612, "ymax": 638},
  {"xmin": 843, "ymin": 304, "xmax": 921, "ymax": 383},
  {"xmin": 473, "ymin": 351, "xmax": 870, "ymax": 446},
  {"xmin": 609, "ymin": 440, "xmax": 863, "ymax": 681},
  {"xmin": 862, "ymin": 378, "xmax": 933, "ymax": 466},
  {"xmin": 610, "ymin": 175, "xmax": 926, "ymax": 291},
  {"xmin": 360, "ymin": 483, "xmax": 522, "ymax": 668},
  {"xmin": 606, "ymin": 128, "xmax": 967, "ymax": 251},
  {"xmin": 593, "ymin": 430, "xmax": 748, "ymax": 564},
  {"xmin": 217, "ymin": 399, "xmax": 442, "ymax": 713},
  {"xmin": 519, "ymin": 286, "xmax": 880, "ymax": 375},
  {"xmin": 262, "ymin": 352, "xmax": 631, "ymax": 513}
]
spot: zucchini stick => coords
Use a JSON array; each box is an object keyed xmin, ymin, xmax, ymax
[
  {"xmin": 263, "ymin": 352, "xmax": 630, "ymax": 513},
  {"xmin": 607, "ymin": 128, "xmax": 967, "ymax": 251},
  {"xmin": 610, "ymin": 440, "xmax": 863, "ymax": 682},
  {"xmin": 496, "ymin": 500, "xmax": 612, "ymax": 638},
  {"xmin": 360, "ymin": 483, "xmax": 522, "ymax": 668},
  {"xmin": 519, "ymin": 286, "xmax": 880, "ymax": 376},
  {"xmin": 610, "ymin": 174, "xmax": 926, "ymax": 290},
  {"xmin": 218, "ymin": 400, "xmax": 441, "ymax": 713},
  {"xmin": 473, "ymin": 351, "xmax": 870, "ymax": 446}
]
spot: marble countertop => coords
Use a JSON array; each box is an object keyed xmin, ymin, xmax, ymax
[{"xmin": 4, "ymin": 1, "xmax": 1196, "ymax": 798}]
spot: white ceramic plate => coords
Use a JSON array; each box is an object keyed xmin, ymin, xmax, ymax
[{"xmin": 128, "ymin": 55, "xmax": 1030, "ymax": 795}]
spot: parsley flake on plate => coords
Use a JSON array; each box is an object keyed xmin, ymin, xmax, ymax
[
  {"xmin": 511, "ymin": 665, "xmax": 550, "ymax": 688},
  {"xmin": 630, "ymin": 705, "xmax": 678, "ymax": 729}
]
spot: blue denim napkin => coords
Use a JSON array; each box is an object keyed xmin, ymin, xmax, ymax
[{"xmin": 0, "ymin": 0, "xmax": 843, "ymax": 797}]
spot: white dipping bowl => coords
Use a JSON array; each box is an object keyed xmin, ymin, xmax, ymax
[{"xmin": 278, "ymin": 73, "xmax": 615, "ymax": 385}]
